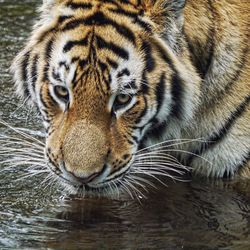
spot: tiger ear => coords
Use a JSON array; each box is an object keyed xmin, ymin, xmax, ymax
[
  {"xmin": 140, "ymin": 0, "xmax": 186, "ymax": 24},
  {"xmin": 137, "ymin": 0, "xmax": 186, "ymax": 30},
  {"xmin": 140, "ymin": 0, "xmax": 186, "ymax": 14}
]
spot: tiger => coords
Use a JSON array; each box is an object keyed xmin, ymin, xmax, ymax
[{"xmin": 11, "ymin": 0, "xmax": 250, "ymax": 196}]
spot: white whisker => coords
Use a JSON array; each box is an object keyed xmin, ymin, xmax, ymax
[
  {"xmin": 0, "ymin": 150, "xmax": 45, "ymax": 159},
  {"xmin": 126, "ymin": 175, "xmax": 148, "ymax": 193},
  {"xmin": 131, "ymin": 169, "xmax": 170, "ymax": 186},
  {"xmin": 147, "ymin": 149, "xmax": 212, "ymax": 165},
  {"xmin": 128, "ymin": 174, "xmax": 157, "ymax": 189},
  {"xmin": 123, "ymin": 178, "xmax": 146, "ymax": 200},
  {"xmin": 135, "ymin": 155, "xmax": 187, "ymax": 168},
  {"xmin": 136, "ymin": 138, "xmax": 206, "ymax": 153},
  {"xmin": 0, "ymin": 119, "xmax": 45, "ymax": 146},
  {"xmin": 0, "ymin": 137, "xmax": 44, "ymax": 150},
  {"xmin": 133, "ymin": 160, "xmax": 187, "ymax": 172},
  {"xmin": 118, "ymin": 180, "xmax": 134, "ymax": 199}
]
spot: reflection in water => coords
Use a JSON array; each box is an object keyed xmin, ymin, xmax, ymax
[
  {"xmin": 0, "ymin": 1, "xmax": 249, "ymax": 249},
  {"xmin": 46, "ymin": 181, "xmax": 250, "ymax": 250}
]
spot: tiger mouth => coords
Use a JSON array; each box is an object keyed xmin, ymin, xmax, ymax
[
  {"xmin": 80, "ymin": 181, "xmax": 122, "ymax": 193},
  {"xmin": 60, "ymin": 177, "xmax": 125, "ymax": 197},
  {"xmin": 48, "ymin": 154, "xmax": 136, "ymax": 195},
  {"xmin": 53, "ymin": 163, "xmax": 132, "ymax": 195}
]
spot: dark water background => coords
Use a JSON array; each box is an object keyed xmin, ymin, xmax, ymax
[{"xmin": 0, "ymin": 0, "xmax": 249, "ymax": 249}]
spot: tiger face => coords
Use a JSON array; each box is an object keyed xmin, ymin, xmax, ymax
[{"xmin": 12, "ymin": 0, "xmax": 200, "ymax": 194}]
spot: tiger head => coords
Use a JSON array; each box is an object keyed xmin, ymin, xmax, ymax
[{"xmin": 12, "ymin": 0, "xmax": 200, "ymax": 195}]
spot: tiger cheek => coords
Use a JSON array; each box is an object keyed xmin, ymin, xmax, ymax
[
  {"xmin": 109, "ymin": 122, "xmax": 133, "ymax": 167},
  {"xmin": 45, "ymin": 116, "xmax": 69, "ymax": 166}
]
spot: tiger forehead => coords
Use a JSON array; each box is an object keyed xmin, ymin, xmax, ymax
[
  {"xmin": 50, "ymin": 21, "xmax": 145, "ymax": 91},
  {"xmin": 63, "ymin": 0, "xmax": 146, "ymax": 14},
  {"xmin": 55, "ymin": 0, "xmax": 153, "ymax": 35},
  {"xmin": 45, "ymin": 0, "xmax": 149, "ymax": 93}
]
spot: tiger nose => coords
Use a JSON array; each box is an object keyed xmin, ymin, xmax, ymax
[
  {"xmin": 71, "ymin": 172, "xmax": 99, "ymax": 185},
  {"xmin": 59, "ymin": 162, "xmax": 107, "ymax": 185}
]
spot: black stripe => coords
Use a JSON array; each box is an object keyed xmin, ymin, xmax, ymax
[
  {"xmin": 59, "ymin": 61, "xmax": 70, "ymax": 71},
  {"xmin": 94, "ymin": 67, "xmax": 108, "ymax": 94},
  {"xmin": 96, "ymin": 60, "xmax": 111, "ymax": 91},
  {"xmin": 142, "ymin": 119, "xmax": 168, "ymax": 143},
  {"xmin": 79, "ymin": 58, "xmax": 88, "ymax": 69},
  {"xmin": 98, "ymin": 0, "xmax": 133, "ymax": 7},
  {"xmin": 71, "ymin": 69, "xmax": 78, "ymax": 87},
  {"xmin": 97, "ymin": 0, "xmax": 120, "ymax": 7},
  {"xmin": 103, "ymin": 76, "xmax": 111, "ymax": 92},
  {"xmin": 207, "ymin": 95, "xmax": 250, "ymax": 148},
  {"xmin": 131, "ymin": 135, "xmax": 139, "ymax": 144},
  {"xmin": 40, "ymin": 85, "xmax": 58, "ymax": 110},
  {"xmin": 108, "ymin": 162, "xmax": 130, "ymax": 180},
  {"xmin": 184, "ymin": 0, "xmax": 215, "ymax": 79},
  {"xmin": 62, "ymin": 11, "xmax": 136, "ymax": 44},
  {"xmin": 152, "ymin": 39, "xmax": 185, "ymax": 120},
  {"xmin": 95, "ymin": 35, "xmax": 129, "ymax": 60},
  {"xmin": 139, "ymin": 73, "xmax": 166, "ymax": 128},
  {"xmin": 140, "ymin": 74, "xmax": 167, "ymax": 141},
  {"xmin": 108, "ymin": 7, "xmax": 139, "ymax": 19},
  {"xmin": 21, "ymin": 51, "xmax": 31, "ymax": 98},
  {"xmin": 106, "ymin": 58, "xmax": 118, "ymax": 69},
  {"xmin": 188, "ymin": 95, "xmax": 250, "ymax": 164},
  {"xmin": 224, "ymin": 45, "xmax": 249, "ymax": 92},
  {"xmin": 117, "ymin": 68, "xmax": 130, "ymax": 78},
  {"xmin": 135, "ymin": 95, "xmax": 148, "ymax": 124},
  {"xmin": 142, "ymin": 41, "xmax": 155, "ymax": 72},
  {"xmin": 108, "ymin": 8, "xmax": 152, "ymax": 32},
  {"xmin": 154, "ymin": 41, "xmax": 174, "ymax": 70},
  {"xmin": 190, "ymin": 12, "xmax": 214, "ymax": 77},
  {"xmin": 124, "ymin": 79, "xmax": 137, "ymax": 90},
  {"xmin": 47, "ymin": 89, "xmax": 58, "ymax": 108},
  {"xmin": 66, "ymin": 2, "xmax": 93, "ymax": 10},
  {"xmin": 58, "ymin": 15, "xmax": 73, "ymax": 24},
  {"xmin": 52, "ymin": 68, "xmax": 62, "ymax": 82},
  {"xmin": 63, "ymin": 33, "xmax": 90, "ymax": 52},
  {"xmin": 155, "ymin": 73, "xmax": 166, "ymax": 116},
  {"xmin": 184, "ymin": 35, "xmax": 207, "ymax": 79},
  {"xmin": 71, "ymin": 57, "xmax": 80, "ymax": 63},
  {"xmin": 140, "ymin": 71, "xmax": 149, "ymax": 94},
  {"xmin": 74, "ymin": 68, "xmax": 90, "ymax": 89},
  {"xmin": 118, "ymin": 0, "xmax": 132, "ymax": 4},
  {"xmin": 40, "ymin": 90, "xmax": 49, "ymax": 109},
  {"xmin": 138, "ymin": 39, "xmax": 157, "ymax": 95},
  {"xmin": 43, "ymin": 39, "xmax": 54, "ymax": 82},
  {"xmin": 31, "ymin": 54, "xmax": 39, "ymax": 94},
  {"xmin": 97, "ymin": 59, "xmax": 108, "ymax": 72},
  {"xmin": 170, "ymin": 72, "xmax": 184, "ymax": 120}
]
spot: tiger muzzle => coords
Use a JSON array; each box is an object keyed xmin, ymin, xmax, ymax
[{"xmin": 61, "ymin": 121, "xmax": 109, "ymax": 184}]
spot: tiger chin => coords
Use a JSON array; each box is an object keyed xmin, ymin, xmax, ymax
[{"xmin": 11, "ymin": 0, "xmax": 250, "ymax": 197}]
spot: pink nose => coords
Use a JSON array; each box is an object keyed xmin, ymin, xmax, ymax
[
  {"xmin": 59, "ymin": 162, "xmax": 108, "ymax": 185},
  {"xmin": 71, "ymin": 172, "xmax": 100, "ymax": 184}
]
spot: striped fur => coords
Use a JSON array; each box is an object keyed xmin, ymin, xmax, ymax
[{"xmin": 11, "ymin": 0, "xmax": 250, "ymax": 193}]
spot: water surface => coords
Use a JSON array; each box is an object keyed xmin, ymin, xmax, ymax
[{"xmin": 0, "ymin": 1, "xmax": 249, "ymax": 249}]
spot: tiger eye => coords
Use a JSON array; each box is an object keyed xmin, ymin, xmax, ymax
[
  {"xmin": 116, "ymin": 94, "xmax": 131, "ymax": 105},
  {"xmin": 113, "ymin": 94, "xmax": 133, "ymax": 112},
  {"xmin": 54, "ymin": 85, "xmax": 69, "ymax": 103}
]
